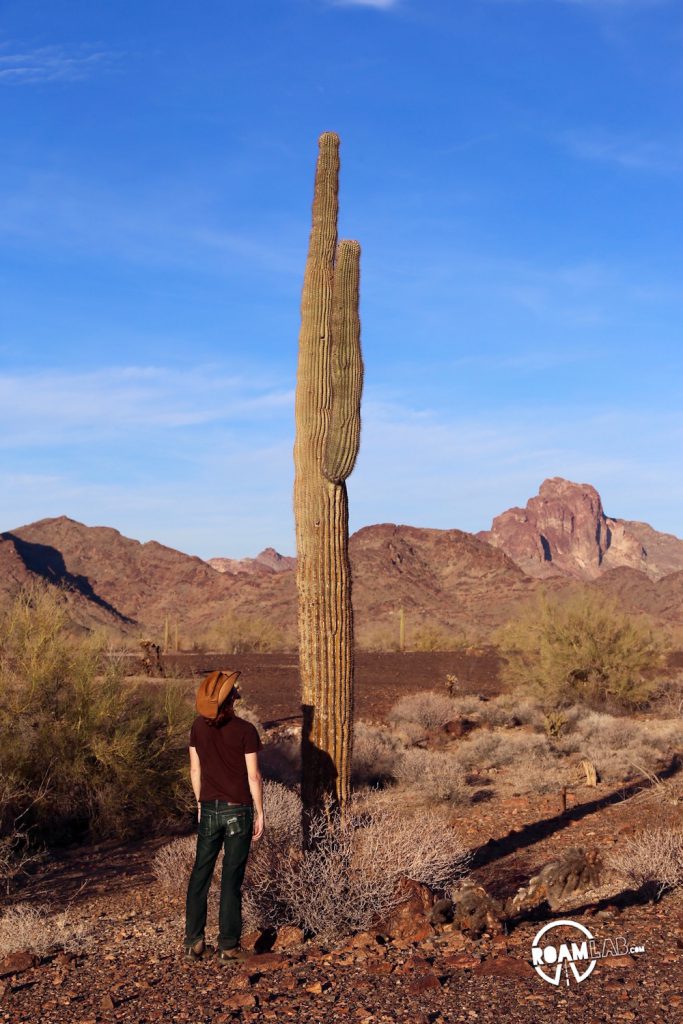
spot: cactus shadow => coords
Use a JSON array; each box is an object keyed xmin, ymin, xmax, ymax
[
  {"xmin": 300, "ymin": 703, "xmax": 342, "ymax": 847},
  {"xmin": 470, "ymin": 754, "xmax": 681, "ymax": 872}
]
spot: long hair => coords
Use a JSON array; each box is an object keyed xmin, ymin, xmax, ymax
[{"xmin": 204, "ymin": 690, "xmax": 238, "ymax": 728}]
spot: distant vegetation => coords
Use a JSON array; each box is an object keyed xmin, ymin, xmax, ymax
[
  {"xmin": 0, "ymin": 583, "xmax": 192, "ymax": 885},
  {"xmin": 197, "ymin": 612, "xmax": 292, "ymax": 654},
  {"xmin": 496, "ymin": 592, "xmax": 668, "ymax": 710}
]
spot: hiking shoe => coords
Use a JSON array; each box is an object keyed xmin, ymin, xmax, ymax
[
  {"xmin": 217, "ymin": 947, "xmax": 250, "ymax": 964},
  {"xmin": 183, "ymin": 938, "xmax": 205, "ymax": 961}
]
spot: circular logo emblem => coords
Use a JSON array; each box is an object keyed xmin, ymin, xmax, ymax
[{"xmin": 531, "ymin": 919, "xmax": 597, "ymax": 986}]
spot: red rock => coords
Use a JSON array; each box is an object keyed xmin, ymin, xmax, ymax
[
  {"xmin": 478, "ymin": 476, "xmax": 683, "ymax": 581},
  {"xmin": 240, "ymin": 952, "xmax": 286, "ymax": 974},
  {"xmin": 440, "ymin": 953, "xmax": 480, "ymax": 970},
  {"xmin": 305, "ymin": 980, "xmax": 330, "ymax": 994},
  {"xmin": 472, "ymin": 956, "xmax": 535, "ymax": 979},
  {"xmin": 404, "ymin": 921, "xmax": 435, "ymax": 943},
  {"xmin": 272, "ymin": 925, "xmax": 304, "ymax": 950},
  {"xmin": 405, "ymin": 972, "xmax": 442, "ymax": 994},
  {"xmin": 346, "ymin": 931, "xmax": 378, "ymax": 949},
  {"xmin": 240, "ymin": 930, "xmax": 261, "ymax": 952},
  {"xmin": 374, "ymin": 877, "xmax": 436, "ymax": 939},
  {"xmin": 600, "ymin": 955, "xmax": 635, "ymax": 969},
  {"xmin": 439, "ymin": 931, "xmax": 467, "ymax": 951},
  {"xmin": 365, "ymin": 959, "xmax": 394, "ymax": 976},
  {"xmin": 0, "ymin": 950, "xmax": 38, "ymax": 978},
  {"xmin": 224, "ymin": 992, "xmax": 258, "ymax": 1010},
  {"xmin": 396, "ymin": 955, "xmax": 432, "ymax": 973}
]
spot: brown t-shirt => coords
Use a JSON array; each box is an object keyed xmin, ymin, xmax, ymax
[{"xmin": 189, "ymin": 714, "xmax": 262, "ymax": 804}]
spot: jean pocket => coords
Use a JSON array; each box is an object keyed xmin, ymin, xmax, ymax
[
  {"xmin": 198, "ymin": 811, "xmax": 215, "ymax": 837},
  {"xmin": 224, "ymin": 810, "xmax": 252, "ymax": 838}
]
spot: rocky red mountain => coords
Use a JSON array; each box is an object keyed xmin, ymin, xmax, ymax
[
  {"xmin": 478, "ymin": 477, "xmax": 683, "ymax": 581},
  {"xmin": 2, "ymin": 478, "xmax": 682, "ymax": 644},
  {"xmin": 208, "ymin": 549, "xmax": 297, "ymax": 576}
]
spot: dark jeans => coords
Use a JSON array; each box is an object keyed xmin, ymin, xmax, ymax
[{"xmin": 184, "ymin": 800, "xmax": 254, "ymax": 951}]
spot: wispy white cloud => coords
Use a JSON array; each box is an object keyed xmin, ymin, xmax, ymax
[
  {"xmin": 560, "ymin": 129, "xmax": 683, "ymax": 173},
  {"xmin": 0, "ymin": 366, "xmax": 293, "ymax": 447},
  {"xmin": 489, "ymin": 0, "xmax": 669, "ymax": 7},
  {"xmin": 0, "ymin": 44, "xmax": 116, "ymax": 84},
  {"xmin": 2, "ymin": 367, "xmax": 681, "ymax": 554},
  {"xmin": 0, "ymin": 170, "xmax": 303, "ymax": 277},
  {"xmin": 350, "ymin": 393, "xmax": 683, "ymax": 538},
  {"xmin": 556, "ymin": 0, "xmax": 668, "ymax": 7},
  {"xmin": 328, "ymin": 0, "xmax": 400, "ymax": 10}
]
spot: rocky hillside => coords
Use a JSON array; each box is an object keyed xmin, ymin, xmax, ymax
[
  {"xmin": 2, "ymin": 478, "xmax": 683, "ymax": 645},
  {"xmin": 478, "ymin": 477, "xmax": 683, "ymax": 581},
  {"xmin": 208, "ymin": 548, "xmax": 296, "ymax": 576}
]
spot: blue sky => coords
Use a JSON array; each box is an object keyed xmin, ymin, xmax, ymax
[{"xmin": 1, "ymin": 0, "xmax": 681, "ymax": 557}]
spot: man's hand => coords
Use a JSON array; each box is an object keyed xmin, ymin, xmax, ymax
[
  {"xmin": 252, "ymin": 810, "xmax": 264, "ymax": 842},
  {"xmin": 197, "ymin": 802, "xmax": 201, "ymax": 824}
]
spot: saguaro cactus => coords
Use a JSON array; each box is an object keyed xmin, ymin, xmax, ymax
[{"xmin": 294, "ymin": 132, "xmax": 363, "ymax": 832}]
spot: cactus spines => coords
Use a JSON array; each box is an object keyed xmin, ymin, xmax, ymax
[
  {"xmin": 324, "ymin": 239, "xmax": 362, "ymax": 482},
  {"xmin": 294, "ymin": 133, "xmax": 363, "ymax": 833}
]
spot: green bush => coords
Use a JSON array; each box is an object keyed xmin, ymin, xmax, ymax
[
  {"xmin": 497, "ymin": 592, "xmax": 667, "ymax": 710},
  {"xmin": 200, "ymin": 612, "xmax": 291, "ymax": 653},
  {"xmin": 0, "ymin": 583, "xmax": 193, "ymax": 846}
]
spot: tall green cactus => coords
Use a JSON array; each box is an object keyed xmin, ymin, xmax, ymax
[{"xmin": 294, "ymin": 132, "xmax": 363, "ymax": 833}]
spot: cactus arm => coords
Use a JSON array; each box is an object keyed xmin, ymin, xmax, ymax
[{"xmin": 323, "ymin": 239, "xmax": 363, "ymax": 484}]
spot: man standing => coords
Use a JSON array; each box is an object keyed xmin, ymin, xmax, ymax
[{"xmin": 184, "ymin": 670, "xmax": 264, "ymax": 963}]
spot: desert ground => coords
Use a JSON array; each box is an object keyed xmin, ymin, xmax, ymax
[{"xmin": 2, "ymin": 652, "xmax": 681, "ymax": 1024}]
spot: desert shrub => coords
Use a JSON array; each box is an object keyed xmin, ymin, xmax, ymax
[
  {"xmin": 651, "ymin": 671, "xmax": 683, "ymax": 718},
  {"xmin": 153, "ymin": 782, "xmax": 469, "ymax": 942},
  {"xmin": 452, "ymin": 730, "xmax": 548, "ymax": 771},
  {"xmin": 479, "ymin": 694, "xmax": 546, "ymax": 730},
  {"xmin": 392, "ymin": 748, "xmax": 469, "ymax": 804},
  {"xmin": 0, "ymin": 583, "xmax": 193, "ymax": 844},
  {"xmin": 201, "ymin": 613, "xmax": 291, "ymax": 654},
  {"xmin": 410, "ymin": 628, "xmax": 462, "ymax": 652},
  {"xmin": 497, "ymin": 592, "xmax": 666, "ymax": 710},
  {"xmin": 389, "ymin": 691, "xmax": 458, "ymax": 731},
  {"xmin": 0, "ymin": 903, "xmax": 92, "ymax": 958},
  {"xmin": 609, "ymin": 828, "xmax": 683, "ymax": 898},
  {"xmin": 258, "ymin": 733, "xmax": 301, "ymax": 787},
  {"xmin": 153, "ymin": 779, "xmax": 303, "ymax": 930},
  {"xmin": 351, "ymin": 722, "xmax": 403, "ymax": 786},
  {"xmin": 271, "ymin": 801, "xmax": 470, "ymax": 941},
  {"xmin": 555, "ymin": 709, "xmax": 680, "ymax": 782}
]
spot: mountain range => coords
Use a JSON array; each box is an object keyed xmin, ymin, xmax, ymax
[{"xmin": 2, "ymin": 477, "xmax": 682, "ymax": 646}]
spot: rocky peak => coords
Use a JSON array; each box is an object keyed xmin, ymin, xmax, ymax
[
  {"xmin": 478, "ymin": 477, "xmax": 683, "ymax": 581},
  {"xmin": 208, "ymin": 548, "xmax": 296, "ymax": 576}
]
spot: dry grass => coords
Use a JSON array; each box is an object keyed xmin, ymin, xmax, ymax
[
  {"xmin": 198, "ymin": 613, "xmax": 292, "ymax": 654},
  {"xmin": 351, "ymin": 722, "xmax": 403, "ymax": 786},
  {"xmin": 388, "ymin": 691, "xmax": 459, "ymax": 731},
  {"xmin": 153, "ymin": 782, "xmax": 469, "ymax": 942},
  {"xmin": 272, "ymin": 801, "xmax": 470, "ymax": 942},
  {"xmin": 392, "ymin": 748, "xmax": 470, "ymax": 804},
  {"xmin": 259, "ymin": 730, "xmax": 301, "ymax": 787},
  {"xmin": 555, "ymin": 709, "xmax": 680, "ymax": 782},
  {"xmin": 451, "ymin": 730, "xmax": 548, "ymax": 772},
  {"xmin": 0, "ymin": 903, "xmax": 92, "ymax": 958},
  {"xmin": 609, "ymin": 828, "xmax": 683, "ymax": 898}
]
